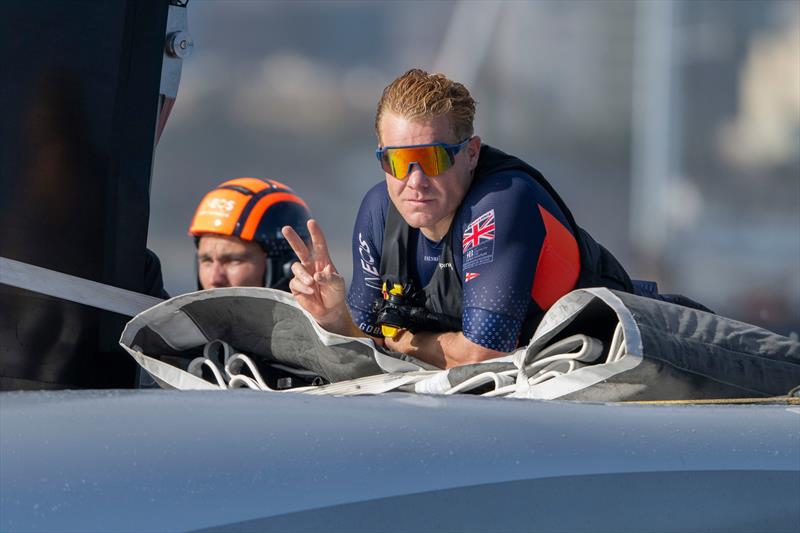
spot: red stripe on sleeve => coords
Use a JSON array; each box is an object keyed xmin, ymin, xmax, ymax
[{"xmin": 531, "ymin": 205, "xmax": 580, "ymax": 310}]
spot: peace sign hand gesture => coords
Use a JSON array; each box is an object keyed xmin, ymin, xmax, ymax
[{"xmin": 282, "ymin": 220, "xmax": 350, "ymax": 334}]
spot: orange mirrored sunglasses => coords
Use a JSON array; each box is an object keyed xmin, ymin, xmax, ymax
[{"xmin": 376, "ymin": 138, "xmax": 471, "ymax": 180}]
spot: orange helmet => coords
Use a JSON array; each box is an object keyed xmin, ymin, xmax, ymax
[{"xmin": 189, "ymin": 177, "xmax": 311, "ymax": 290}]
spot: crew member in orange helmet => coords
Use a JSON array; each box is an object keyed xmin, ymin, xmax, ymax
[{"xmin": 189, "ymin": 177, "xmax": 312, "ymax": 291}]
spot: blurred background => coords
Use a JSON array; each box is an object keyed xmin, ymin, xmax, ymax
[{"xmin": 148, "ymin": 0, "xmax": 799, "ymax": 336}]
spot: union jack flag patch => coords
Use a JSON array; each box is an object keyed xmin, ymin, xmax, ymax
[
  {"xmin": 464, "ymin": 272, "xmax": 481, "ymax": 282},
  {"xmin": 463, "ymin": 209, "xmax": 495, "ymax": 252}
]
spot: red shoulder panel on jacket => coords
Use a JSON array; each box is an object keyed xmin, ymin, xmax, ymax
[{"xmin": 531, "ymin": 205, "xmax": 580, "ymax": 310}]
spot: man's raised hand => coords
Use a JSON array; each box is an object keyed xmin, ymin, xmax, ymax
[{"xmin": 282, "ymin": 220, "xmax": 348, "ymax": 332}]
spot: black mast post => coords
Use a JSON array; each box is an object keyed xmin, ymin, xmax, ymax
[{"xmin": 0, "ymin": 0, "xmax": 171, "ymax": 389}]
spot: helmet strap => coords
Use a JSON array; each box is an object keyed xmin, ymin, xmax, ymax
[{"xmin": 263, "ymin": 256, "xmax": 271, "ymax": 288}]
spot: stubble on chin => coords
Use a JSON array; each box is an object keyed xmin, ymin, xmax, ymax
[{"xmin": 399, "ymin": 210, "xmax": 428, "ymax": 229}]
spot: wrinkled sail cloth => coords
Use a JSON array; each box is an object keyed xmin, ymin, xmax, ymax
[
  {"xmin": 512, "ymin": 288, "xmax": 800, "ymax": 401},
  {"xmin": 121, "ymin": 286, "xmax": 800, "ymax": 401},
  {"xmin": 119, "ymin": 287, "xmax": 428, "ymax": 390}
]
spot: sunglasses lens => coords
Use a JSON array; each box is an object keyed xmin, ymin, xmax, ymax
[
  {"xmin": 381, "ymin": 145, "xmax": 454, "ymax": 179},
  {"xmin": 379, "ymin": 151, "xmax": 395, "ymax": 176}
]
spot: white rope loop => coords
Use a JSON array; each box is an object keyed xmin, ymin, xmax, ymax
[{"xmin": 225, "ymin": 354, "xmax": 271, "ymax": 390}]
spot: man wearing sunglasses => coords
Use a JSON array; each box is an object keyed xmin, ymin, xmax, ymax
[{"xmin": 283, "ymin": 69, "xmax": 691, "ymax": 369}]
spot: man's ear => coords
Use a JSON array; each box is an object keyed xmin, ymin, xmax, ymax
[{"xmin": 468, "ymin": 136, "xmax": 482, "ymax": 170}]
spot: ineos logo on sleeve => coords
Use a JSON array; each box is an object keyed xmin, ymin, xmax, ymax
[{"xmin": 358, "ymin": 233, "xmax": 382, "ymax": 291}]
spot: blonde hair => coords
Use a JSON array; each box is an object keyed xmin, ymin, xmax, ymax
[{"xmin": 375, "ymin": 69, "xmax": 476, "ymax": 144}]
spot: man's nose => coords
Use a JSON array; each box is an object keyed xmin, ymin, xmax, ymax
[
  {"xmin": 405, "ymin": 163, "xmax": 430, "ymax": 188},
  {"xmin": 209, "ymin": 262, "xmax": 229, "ymax": 288}
]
